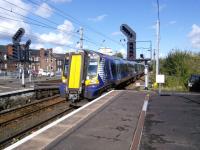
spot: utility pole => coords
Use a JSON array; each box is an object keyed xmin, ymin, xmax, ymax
[
  {"xmin": 79, "ymin": 27, "xmax": 83, "ymax": 49},
  {"xmin": 156, "ymin": 0, "xmax": 160, "ymax": 76}
]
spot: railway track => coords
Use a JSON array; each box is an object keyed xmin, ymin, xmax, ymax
[
  {"xmin": 0, "ymin": 78, "xmax": 143, "ymax": 149},
  {"xmin": 0, "ymin": 95, "xmax": 74, "ymax": 149},
  {"xmin": 0, "ymin": 95, "xmax": 62, "ymax": 125}
]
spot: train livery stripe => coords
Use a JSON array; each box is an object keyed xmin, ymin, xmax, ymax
[{"xmin": 68, "ymin": 55, "xmax": 82, "ymax": 89}]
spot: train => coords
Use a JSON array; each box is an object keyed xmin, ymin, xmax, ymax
[{"xmin": 59, "ymin": 49, "xmax": 145, "ymax": 102}]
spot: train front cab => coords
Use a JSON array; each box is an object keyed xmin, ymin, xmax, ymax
[
  {"xmin": 65, "ymin": 51, "xmax": 102, "ymax": 101},
  {"xmin": 66, "ymin": 52, "xmax": 85, "ymax": 102}
]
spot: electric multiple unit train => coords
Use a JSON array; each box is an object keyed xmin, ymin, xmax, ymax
[{"xmin": 59, "ymin": 50, "xmax": 144, "ymax": 102}]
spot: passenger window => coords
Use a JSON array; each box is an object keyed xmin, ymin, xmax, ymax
[{"xmin": 111, "ymin": 62, "xmax": 116, "ymax": 78}]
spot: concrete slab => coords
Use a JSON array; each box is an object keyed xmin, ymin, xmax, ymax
[
  {"xmin": 140, "ymin": 93, "xmax": 200, "ymax": 150},
  {"xmin": 49, "ymin": 91, "xmax": 146, "ymax": 150}
]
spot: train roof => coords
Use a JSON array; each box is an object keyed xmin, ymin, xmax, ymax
[{"xmin": 82, "ymin": 49, "xmax": 136, "ymax": 63}]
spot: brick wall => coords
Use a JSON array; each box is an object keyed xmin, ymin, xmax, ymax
[{"xmin": 0, "ymin": 45, "xmax": 65, "ymax": 73}]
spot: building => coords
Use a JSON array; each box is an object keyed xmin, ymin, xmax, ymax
[
  {"xmin": 0, "ymin": 45, "xmax": 17, "ymax": 72},
  {"xmin": 0, "ymin": 45, "xmax": 65, "ymax": 73},
  {"xmin": 53, "ymin": 53, "xmax": 66, "ymax": 72}
]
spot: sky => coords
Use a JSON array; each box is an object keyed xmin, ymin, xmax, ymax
[{"xmin": 0, "ymin": 0, "xmax": 199, "ymax": 58}]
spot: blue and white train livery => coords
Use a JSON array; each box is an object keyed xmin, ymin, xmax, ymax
[{"xmin": 59, "ymin": 50, "xmax": 144, "ymax": 102}]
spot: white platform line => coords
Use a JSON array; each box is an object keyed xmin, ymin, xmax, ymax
[
  {"xmin": 0, "ymin": 88, "xmax": 34, "ymax": 96},
  {"xmin": 4, "ymin": 90, "xmax": 114, "ymax": 150},
  {"xmin": 138, "ymin": 100, "xmax": 149, "ymax": 149},
  {"xmin": 142, "ymin": 100, "xmax": 148, "ymax": 112},
  {"xmin": 130, "ymin": 99, "xmax": 149, "ymax": 150}
]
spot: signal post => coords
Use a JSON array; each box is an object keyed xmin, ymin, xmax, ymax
[
  {"xmin": 7, "ymin": 28, "xmax": 31, "ymax": 87},
  {"xmin": 120, "ymin": 24, "xmax": 151, "ymax": 90}
]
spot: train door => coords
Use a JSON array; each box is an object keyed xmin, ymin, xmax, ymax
[{"xmin": 67, "ymin": 52, "xmax": 85, "ymax": 101}]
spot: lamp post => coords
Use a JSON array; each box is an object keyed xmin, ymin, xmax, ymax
[{"xmin": 156, "ymin": 0, "xmax": 160, "ymax": 76}]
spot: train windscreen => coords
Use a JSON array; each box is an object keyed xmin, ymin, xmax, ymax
[{"xmin": 87, "ymin": 59, "xmax": 98, "ymax": 79}]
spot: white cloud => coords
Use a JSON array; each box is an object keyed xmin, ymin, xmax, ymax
[
  {"xmin": 51, "ymin": 0, "xmax": 72, "ymax": 3},
  {"xmin": 35, "ymin": 3, "xmax": 53, "ymax": 18},
  {"xmin": 30, "ymin": 43, "xmax": 45, "ymax": 49},
  {"xmin": 53, "ymin": 46, "xmax": 65, "ymax": 53},
  {"xmin": 36, "ymin": 32, "xmax": 73, "ymax": 46},
  {"xmin": 169, "ymin": 20, "xmax": 176, "ymax": 25},
  {"xmin": 111, "ymin": 31, "xmax": 122, "ymax": 36},
  {"xmin": 188, "ymin": 24, "xmax": 200, "ymax": 48},
  {"xmin": 88, "ymin": 14, "xmax": 107, "ymax": 22},
  {"xmin": 35, "ymin": 20, "xmax": 74, "ymax": 46},
  {"xmin": 57, "ymin": 20, "xmax": 74, "ymax": 33},
  {"xmin": 0, "ymin": 1, "xmax": 74, "ymax": 51},
  {"xmin": 0, "ymin": 0, "xmax": 31, "ymax": 39}
]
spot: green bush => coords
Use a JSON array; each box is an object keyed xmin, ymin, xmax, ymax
[{"xmin": 160, "ymin": 50, "xmax": 200, "ymax": 91}]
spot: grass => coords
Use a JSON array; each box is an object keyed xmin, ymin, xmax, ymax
[{"xmin": 149, "ymin": 73, "xmax": 188, "ymax": 92}]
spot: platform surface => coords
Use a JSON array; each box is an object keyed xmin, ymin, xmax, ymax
[
  {"xmin": 8, "ymin": 90, "xmax": 147, "ymax": 150},
  {"xmin": 50, "ymin": 90, "xmax": 146, "ymax": 150},
  {"xmin": 0, "ymin": 77, "xmax": 59, "ymax": 94},
  {"xmin": 140, "ymin": 93, "xmax": 200, "ymax": 150}
]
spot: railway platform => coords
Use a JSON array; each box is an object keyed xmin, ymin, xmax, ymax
[
  {"xmin": 4, "ymin": 90, "xmax": 200, "ymax": 150},
  {"xmin": 0, "ymin": 88, "xmax": 34, "ymax": 97},
  {"xmin": 140, "ymin": 92, "xmax": 200, "ymax": 150},
  {"xmin": 5, "ymin": 90, "xmax": 149, "ymax": 150},
  {"xmin": 0, "ymin": 78, "xmax": 61, "ymax": 94}
]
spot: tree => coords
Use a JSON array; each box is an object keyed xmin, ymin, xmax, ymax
[
  {"xmin": 160, "ymin": 49, "xmax": 200, "ymax": 90},
  {"xmin": 114, "ymin": 52, "xmax": 123, "ymax": 58}
]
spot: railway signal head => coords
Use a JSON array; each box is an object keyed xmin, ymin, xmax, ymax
[
  {"xmin": 25, "ymin": 39, "xmax": 31, "ymax": 49},
  {"xmin": 25, "ymin": 39, "xmax": 31, "ymax": 62},
  {"xmin": 7, "ymin": 44, "xmax": 13, "ymax": 56},
  {"xmin": 12, "ymin": 28, "xmax": 25, "ymax": 44},
  {"xmin": 13, "ymin": 45, "xmax": 20, "ymax": 60},
  {"xmin": 120, "ymin": 24, "xmax": 136, "ymax": 40},
  {"xmin": 127, "ymin": 41, "xmax": 136, "ymax": 60},
  {"xmin": 6, "ymin": 44, "xmax": 20, "ymax": 61}
]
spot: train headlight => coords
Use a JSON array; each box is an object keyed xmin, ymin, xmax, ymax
[
  {"xmin": 62, "ymin": 79, "xmax": 66, "ymax": 83},
  {"xmin": 62, "ymin": 75, "xmax": 67, "ymax": 83},
  {"xmin": 85, "ymin": 77, "xmax": 99, "ymax": 86},
  {"xmin": 62, "ymin": 77, "xmax": 67, "ymax": 83}
]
